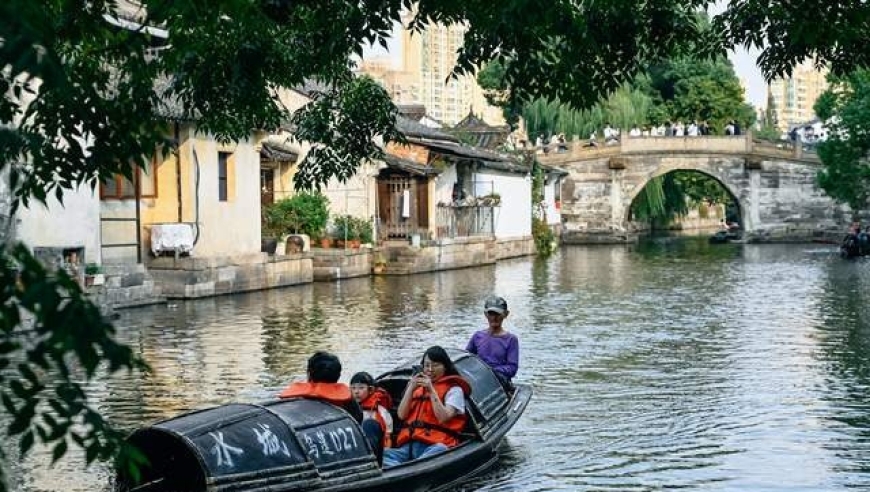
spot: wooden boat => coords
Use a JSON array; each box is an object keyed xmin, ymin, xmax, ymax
[
  {"xmin": 709, "ymin": 229, "xmax": 741, "ymax": 244},
  {"xmin": 115, "ymin": 349, "xmax": 532, "ymax": 492}
]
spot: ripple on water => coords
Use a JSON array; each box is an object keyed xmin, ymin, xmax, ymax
[{"xmin": 9, "ymin": 242, "xmax": 870, "ymax": 491}]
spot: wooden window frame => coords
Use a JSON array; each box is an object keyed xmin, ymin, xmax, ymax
[
  {"xmin": 100, "ymin": 158, "xmax": 158, "ymax": 200},
  {"xmin": 218, "ymin": 151, "xmax": 230, "ymax": 202}
]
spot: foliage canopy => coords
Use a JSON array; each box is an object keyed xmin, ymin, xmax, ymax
[{"xmin": 815, "ymin": 70, "xmax": 870, "ymax": 215}]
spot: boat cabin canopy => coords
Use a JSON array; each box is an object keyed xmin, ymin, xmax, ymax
[{"xmin": 118, "ymin": 399, "xmax": 381, "ymax": 491}]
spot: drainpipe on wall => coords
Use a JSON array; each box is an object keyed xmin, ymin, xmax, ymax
[
  {"xmin": 174, "ymin": 122, "xmax": 183, "ymax": 223},
  {"xmin": 134, "ymin": 163, "xmax": 142, "ymax": 264}
]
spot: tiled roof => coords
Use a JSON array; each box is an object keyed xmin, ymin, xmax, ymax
[
  {"xmin": 396, "ymin": 116, "xmax": 458, "ymax": 142},
  {"xmin": 260, "ymin": 140, "xmax": 300, "ymax": 162},
  {"xmin": 381, "ymin": 153, "xmax": 441, "ymax": 176}
]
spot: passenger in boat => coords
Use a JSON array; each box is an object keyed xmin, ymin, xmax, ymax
[
  {"xmin": 466, "ymin": 295, "xmax": 519, "ymax": 392},
  {"xmin": 351, "ymin": 371, "xmax": 394, "ymax": 464},
  {"xmin": 842, "ymin": 222, "xmax": 862, "ymax": 258},
  {"xmin": 859, "ymin": 226, "xmax": 870, "ymax": 256},
  {"xmin": 382, "ymin": 346, "xmax": 472, "ymax": 468},
  {"xmin": 277, "ymin": 351, "xmax": 363, "ymax": 423}
]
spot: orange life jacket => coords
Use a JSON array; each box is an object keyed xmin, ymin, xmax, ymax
[
  {"xmin": 360, "ymin": 387, "xmax": 394, "ymax": 447},
  {"xmin": 395, "ymin": 375, "xmax": 472, "ymax": 448},
  {"xmin": 278, "ymin": 382, "xmax": 353, "ymax": 407}
]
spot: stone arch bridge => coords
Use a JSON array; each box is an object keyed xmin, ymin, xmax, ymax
[{"xmin": 538, "ymin": 135, "xmax": 852, "ymax": 243}]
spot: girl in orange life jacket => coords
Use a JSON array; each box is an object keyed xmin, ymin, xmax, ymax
[
  {"xmin": 350, "ymin": 372, "xmax": 394, "ymax": 447},
  {"xmin": 382, "ymin": 346, "xmax": 472, "ymax": 468}
]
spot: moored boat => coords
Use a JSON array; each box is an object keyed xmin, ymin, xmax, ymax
[
  {"xmin": 709, "ymin": 229, "xmax": 741, "ymax": 244},
  {"xmin": 115, "ymin": 349, "xmax": 531, "ymax": 492}
]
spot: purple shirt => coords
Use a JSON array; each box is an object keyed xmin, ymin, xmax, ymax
[{"xmin": 465, "ymin": 330, "xmax": 519, "ymax": 379}]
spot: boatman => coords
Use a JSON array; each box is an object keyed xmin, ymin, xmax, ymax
[{"xmin": 466, "ymin": 295, "xmax": 519, "ymax": 392}]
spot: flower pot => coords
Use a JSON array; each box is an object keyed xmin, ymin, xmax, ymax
[
  {"xmin": 319, "ymin": 238, "xmax": 332, "ymax": 249},
  {"xmin": 261, "ymin": 238, "xmax": 278, "ymax": 255},
  {"xmin": 286, "ymin": 236, "xmax": 304, "ymax": 254},
  {"xmin": 349, "ymin": 239, "xmax": 361, "ymax": 249},
  {"xmin": 91, "ymin": 273, "xmax": 105, "ymax": 286}
]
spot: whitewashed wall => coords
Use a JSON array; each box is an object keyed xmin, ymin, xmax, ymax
[
  {"xmin": 474, "ymin": 170, "xmax": 531, "ymax": 239},
  {"xmin": 543, "ymin": 175, "xmax": 562, "ymax": 226},
  {"xmin": 185, "ymin": 137, "xmax": 261, "ymax": 257},
  {"xmin": 17, "ymin": 184, "xmax": 102, "ymax": 264},
  {"xmin": 322, "ymin": 162, "xmax": 379, "ymax": 227}
]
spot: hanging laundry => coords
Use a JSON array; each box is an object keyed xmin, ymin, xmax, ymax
[{"xmin": 401, "ymin": 189, "xmax": 411, "ymax": 218}]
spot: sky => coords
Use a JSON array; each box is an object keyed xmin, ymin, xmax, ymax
[{"xmin": 709, "ymin": 1, "xmax": 767, "ymax": 108}]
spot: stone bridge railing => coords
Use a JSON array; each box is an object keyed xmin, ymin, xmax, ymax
[{"xmin": 537, "ymin": 133, "xmax": 820, "ymax": 164}]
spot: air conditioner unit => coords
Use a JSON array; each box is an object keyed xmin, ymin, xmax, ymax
[{"xmin": 150, "ymin": 223, "xmax": 195, "ymax": 257}]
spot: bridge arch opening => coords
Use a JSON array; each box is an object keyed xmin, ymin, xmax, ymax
[{"xmin": 626, "ymin": 169, "xmax": 742, "ymax": 235}]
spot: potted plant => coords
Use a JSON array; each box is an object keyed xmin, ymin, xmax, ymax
[
  {"xmin": 332, "ymin": 215, "xmax": 359, "ymax": 248},
  {"xmin": 84, "ymin": 263, "xmax": 104, "ymax": 287},
  {"xmin": 285, "ymin": 192, "xmax": 330, "ymax": 237},
  {"xmin": 262, "ymin": 192, "xmax": 330, "ymax": 254},
  {"xmin": 353, "ymin": 216, "xmax": 374, "ymax": 246},
  {"xmin": 479, "ymin": 192, "xmax": 501, "ymax": 207},
  {"xmin": 261, "ymin": 204, "xmax": 284, "ymax": 255},
  {"xmin": 312, "ymin": 232, "xmax": 332, "ymax": 249}
]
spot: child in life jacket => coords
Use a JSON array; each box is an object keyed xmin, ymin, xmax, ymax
[{"xmin": 350, "ymin": 372, "xmax": 394, "ymax": 459}]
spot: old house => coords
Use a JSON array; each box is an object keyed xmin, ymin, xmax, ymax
[{"xmin": 380, "ymin": 117, "xmax": 534, "ymax": 257}]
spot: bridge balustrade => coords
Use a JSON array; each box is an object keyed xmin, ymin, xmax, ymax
[{"xmin": 536, "ymin": 133, "xmax": 819, "ymax": 163}]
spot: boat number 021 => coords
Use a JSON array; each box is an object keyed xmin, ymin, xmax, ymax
[{"xmin": 299, "ymin": 426, "xmax": 360, "ymax": 460}]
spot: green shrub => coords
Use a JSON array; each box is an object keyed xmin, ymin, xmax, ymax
[
  {"xmin": 332, "ymin": 215, "xmax": 373, "ymax": 243},
  {"xmin": 332, "ymin": 214, "xmax": 357, "ymax": 240},
  {"xmin": 351, "ymin": 216, "xmax": 373, "ymax": 244},
  {"xmin": 532, "ymin": 218, "xmax": 556, "ymax": 256},
  {"xmin": 263, "ymin": 192, "xmax": 329, "ymax": 238}
]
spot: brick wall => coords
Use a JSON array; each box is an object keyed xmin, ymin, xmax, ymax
[{"xmin": 386, "ymin": 142, "xmax": 431, "ymax": 164}]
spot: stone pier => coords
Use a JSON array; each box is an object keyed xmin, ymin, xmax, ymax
[{"xmin": 148, "ymin": 253, "xmax": 312, "ymax": 299}]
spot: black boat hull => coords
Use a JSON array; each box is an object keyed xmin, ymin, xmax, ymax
[
  {"xmin": 343, "ymin": 385, "xmax": 531, "ymax": 492},
  {"xmin": 116, "ymin": 351, "xmax": 532, "ymax": 492}
]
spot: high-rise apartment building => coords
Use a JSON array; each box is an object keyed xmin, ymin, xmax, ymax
[
  {"xmin": 358, "ymin": 13, "xmax": 504, "ymax": 126},
  {"xmin": 356, "ymin": 58, "xmax": 420, "ymax": 104},
  {"xmin": 768, "ymin": 61, "xmax": 829, "ymax": 132}
]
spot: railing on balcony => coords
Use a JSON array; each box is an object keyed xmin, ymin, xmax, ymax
[{"xmin": 434, "ymin": 205, "xmax": 496, "ymax": 239}]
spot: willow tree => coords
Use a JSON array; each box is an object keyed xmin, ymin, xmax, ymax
[{"xmin": 630, "ymin": 171, "xmax": 733, "ymax": 228}]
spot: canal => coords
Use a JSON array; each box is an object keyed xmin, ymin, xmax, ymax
[{"xmin": 10, "ymin": 239, "xmax": 870, "ymax": 491}]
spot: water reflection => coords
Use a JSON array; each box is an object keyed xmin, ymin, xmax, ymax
[{"xmin": 9, "ymin": 240, "xmax": 870, "ymax": 491}]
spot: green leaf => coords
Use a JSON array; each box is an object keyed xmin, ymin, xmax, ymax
[
  {"xmin": 51, "ymin": 440, "xmax": 68, "ymax": 465},
  {"xmin": 19, "ymin": 430, "xmax": 34, "ymax": 457},
  {"xmin": 1, "ymin": 392, "xmax": 16, "ymax": 414},
  {"xmin": 7, "ymin": 414, "xmax": 30, "ymax": 436},
  {"xmin": 85, "ymin": 445, "xmax": 98, "ymax": 465}
]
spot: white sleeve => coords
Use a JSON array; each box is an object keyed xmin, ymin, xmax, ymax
[
  {"xmin": 378, "ymin": 405, "xmax": 393, "ymax": 433},
  {"xmin": 444, "ymin": 386, "xmax": 465, "ymax": 415}
]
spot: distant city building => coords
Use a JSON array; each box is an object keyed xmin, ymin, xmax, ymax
[
  {"xmin": 768, "ymin": 60, "xmax": 829, "ymax": 132},
  {"xmin": 357, "ymin": 12, "xmax": 504, "ymax": 127},
  {"xmin": 356, "ymin": 57, "xmax": 420, "ymax": 105}
]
